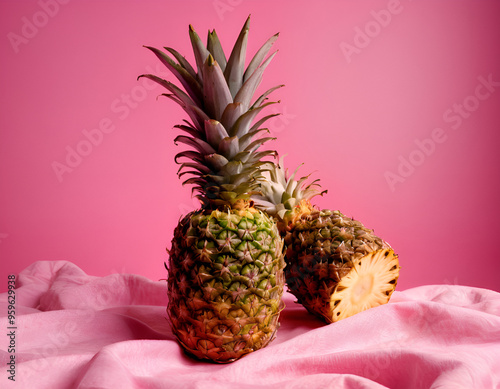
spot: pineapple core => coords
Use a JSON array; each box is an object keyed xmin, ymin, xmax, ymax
[{"xmin": 330, "ymin": 248, "xmax": 399, "ymax": 321}]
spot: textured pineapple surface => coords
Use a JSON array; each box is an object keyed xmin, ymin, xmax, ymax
[
  {"xmin": 284, "ymin": 209, "xmax": 400, "ymax": 323},
  {"xmin": 167, "ymin": 208, "xmax": 285, "ymax": 362}
]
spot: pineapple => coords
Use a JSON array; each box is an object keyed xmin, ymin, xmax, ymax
[
  {"xmin": 140, "ymin": 17, "xmax": 286, "ymax": 362},
  {"xmin": 254, "ymin": 159, "xmax": 400, "ymax": 323}
]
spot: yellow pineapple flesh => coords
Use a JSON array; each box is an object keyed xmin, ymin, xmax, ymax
[{"xmin": 330, "ymin": 248, "xmax": 399, "ymax": 321}]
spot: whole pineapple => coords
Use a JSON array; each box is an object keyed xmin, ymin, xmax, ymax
[
  {"xmin": 140, "ymin": 17, "xmax": 286, "ymax": 362},
  {"xmin": 254, "ymin": 158, "xmax": 400, "ymax": 323}
]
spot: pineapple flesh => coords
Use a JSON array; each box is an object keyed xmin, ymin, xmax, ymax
[
  {"xmin": 142, "ymin": 16, "xmax": 286, "ymax": 362},
  {"xmin": 331, "ymin": 248, "xmax": 399, "ymax": 321}
]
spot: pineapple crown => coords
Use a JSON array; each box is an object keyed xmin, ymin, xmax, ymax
[
  {"xmin": 253, "ymin": 156, "xmax": 327, "ymax": 224},
  {"xmin": 139, "ymin": 16, "xmax": 283, "ymax": 209}
]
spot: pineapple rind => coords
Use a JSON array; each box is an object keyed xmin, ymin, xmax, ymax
[
  {"xmin": 284, "ymin": 209, "xmax": 400, "ymax": 323},
  {"xmin": 168, "ymin": 208, "xmax": 285, "ymax": 363}
]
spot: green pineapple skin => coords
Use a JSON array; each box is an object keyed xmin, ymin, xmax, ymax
[
  {"xmin": 167, "ymin": 208, "xmax": 286, "ymax": 363},
  {"xmin": 283, "ymin": 209, "xmax": 388, "ymax": 322}
]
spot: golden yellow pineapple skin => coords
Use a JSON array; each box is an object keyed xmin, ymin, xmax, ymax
[{"xmin": 167, "ymin": 208, "xmax": 286, "ymax": 362}]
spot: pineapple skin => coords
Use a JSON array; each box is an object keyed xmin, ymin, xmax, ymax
[
  {"xmin": 283, "ymin": 209, "xmax": 399, "ymax": 323},
  {"xmin": 167, "ymin": 208, "xmax": 286, "ymax": 363}
]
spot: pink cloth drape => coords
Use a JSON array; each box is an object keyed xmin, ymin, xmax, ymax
[{"xmin": 1, "ymin": 261, "xmax": 499, "ymax": 388}]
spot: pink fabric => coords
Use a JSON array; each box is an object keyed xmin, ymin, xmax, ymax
[{"xmin": 1, "ymin": 261, "xmax": 499, "ymax": 388}]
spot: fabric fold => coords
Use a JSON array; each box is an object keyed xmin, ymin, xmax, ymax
[{"xmin": 0, "ymin": 260, "xmax": 499, "ymax": 388}]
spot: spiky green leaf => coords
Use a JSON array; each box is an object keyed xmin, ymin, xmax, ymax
[
  {"xmin": 202, "ymin": 54, "xmax": 233, "ymax": 120},
  {"xmin": 218, "ymin": 136, "xmax": 239, "ymax": 159},
  {"xmin": 164, "ymin": 47, "xmax": 198, "ymax": 79},
  {"xmin": 188, "ymin": 25, "xmax": 210, "ymax": 82},
  {"xmin": 204, "ymin": 119, "xmax": 230, "ymax": 147},
  {"xmin": 139, "ymin": 74, "xmax": 195, "ymax": 107},
  {"xmin": 234, "ymin": 51, "xmax": 277, "ymax": 112},
  {"xmin": 142, "ymin": 46, "xmax": 202, "ymax": 105},
  {"xmin": 220, "ymin": 103, "xmax": 245, "ymax": 136},
  {"xmin": 243, "ymin": 32, "xmax": 279, "ymax": 82},
  {"xmin": 174, "ymin": 150, "xmax": 204, "ymax": 164},
  {"xmin": 232, "ymin": 101, "xmax": 278, "ymax": 138},
  {"xmin": 251, "ymin": 85, "xmax": 284, "ymax": 109},
  {"xmin": 175, "ymin": 135, "xmax": 216, "ymax": 155},
  {"xmin": 238, "ymin": 128, "xmax": 270, "ymax": 150},
  {"xmin": 204, "ymin": 153, "xmax": 229, "ymax": 171},
  {"xmin": 224, "ymin": 15, "xmax": 250, "ymax": 98},
  {"xmin": 207, "ymin": 29, "xmax": 227, "ymax": 72}
]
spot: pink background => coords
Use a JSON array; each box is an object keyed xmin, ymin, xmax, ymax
[{"xmin": 1, "ymin": 0, "xmax": 499, "ymax": 292}]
